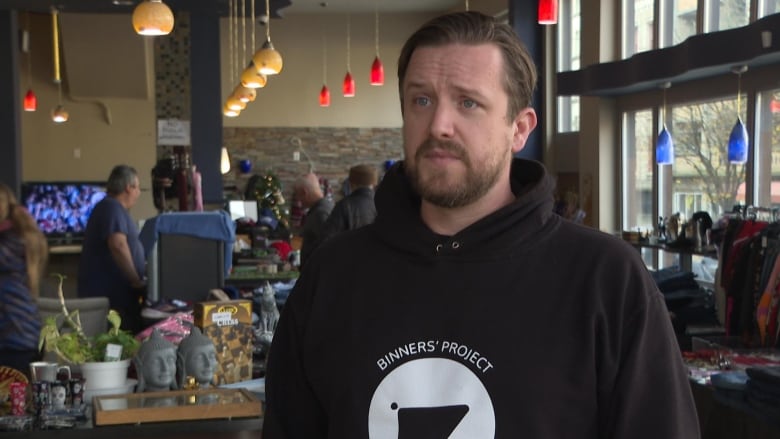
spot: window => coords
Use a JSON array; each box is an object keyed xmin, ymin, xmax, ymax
[
  {"xmin": 623, "ymin": 0, "xmax": 655, "ymax": 57},
  {"xmin": 621, "ymin": 109, "xmax": 655, "ymax": 231},
  {"xmin": 660, "ymin": 0, "xmax": 698, "ymax": 47},
  {"xmin": 704, "ymin": 0, "xmax": 750, "ymax": 32},
  {"xmin": 557, "ymin": 0, "xmax": 581, "ymax": 133},
  {"xmin": 754, "ymin": 89, "xmax": 780, "ymax": 208},
  {"xmin": 759, "ymin": 0, "xmax": 780, "ymax": 18},
  {"xmin": 669, "ymin": 98, "xmax": 746, "ymax": 219}
]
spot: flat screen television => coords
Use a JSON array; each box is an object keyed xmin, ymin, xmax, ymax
[{"xmin": 21, "ymin": 181, "xmax": 107, "ymax": 242}]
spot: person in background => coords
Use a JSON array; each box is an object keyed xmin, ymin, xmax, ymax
[
  {"xmin": 320, "ymin": 164, "xmax": 378, "ymax": 241},
  {"xmin": 78, "ymin": 165, "xmax": 145, "ymax": 334},
  {"xmin": 0, "ymin": 183, "xmax": 48, "ymax": 375},
  {"xmin": 292, "ymin": 173, "xmax": 333, "ymax": 268},
  {"xmin": 263, "ymin": 11, "xmax": 699, "ymax": 438}
]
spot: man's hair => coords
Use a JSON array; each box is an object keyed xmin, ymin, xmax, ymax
[
  {"xmin": 397, "ymin": 11, "xmax": 537, "ymax": 120},
  {"xmin": 348, "ymin": 165, "xmax": 378, "ymax": 188},
  {"xmin": 106, "ymin": 164, "xmax": 138, "ymax": 196}
]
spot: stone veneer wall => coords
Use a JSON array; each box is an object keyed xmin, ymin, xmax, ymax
[
  {"xmin": 222, "ymin": 126, "xmax": 403, "ymax": 204},
  {"xmin": 155, "ymin": 12, "xmax": 191, "ymax": 160}
]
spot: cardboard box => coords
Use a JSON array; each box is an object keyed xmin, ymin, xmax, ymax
[
  {"xmin": 194, "ymin": 300, "xmax": 252, "ymax": 328},
  {"xmin": 194, "ymin": 300, "xmax": 254, "ymax": 384}
]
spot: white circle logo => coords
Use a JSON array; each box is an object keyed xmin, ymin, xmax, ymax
[{"xmin": 368, "ymin": 357, "xmax": 495, "ymax": 438}]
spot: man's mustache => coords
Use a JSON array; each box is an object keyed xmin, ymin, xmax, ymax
[{"xmin": 415, "ymin": 139, "xmax": 466, "ymax": 161}]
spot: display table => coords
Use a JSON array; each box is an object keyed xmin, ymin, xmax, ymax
[
  {"xmin": 692, "ymin": 380, "xmax": 780, "ymax": 439},
  {"xmin": 631, "ymin": 241, "xmax": 717, "ymax": 272},
  {"xmin": 1, "ymin": 417, "xmax": 262, "ymax": 439}
]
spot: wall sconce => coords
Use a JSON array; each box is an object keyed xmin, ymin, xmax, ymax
[
  {"xmin": 221, "ymin": 147, "xmax": 231, "ymax": 174},
  {"xmin": 133, "ymin": 0, "xmax": 174, "ymax": 36}
]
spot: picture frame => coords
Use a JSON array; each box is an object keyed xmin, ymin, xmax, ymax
[{"xmin": 93, "ymin": 388, "xmax": 262, "ymax": 426}]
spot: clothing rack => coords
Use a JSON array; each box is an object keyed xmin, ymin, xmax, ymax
[{"xmin": 731, "ymin": 205, "xmax": 780, "ymax": 222}]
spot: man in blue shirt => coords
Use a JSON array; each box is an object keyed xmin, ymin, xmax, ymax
[{"xmin": 79, "ymin": 165, "xmax": 146, "ymax": 334}]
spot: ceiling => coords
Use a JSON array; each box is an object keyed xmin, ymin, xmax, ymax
[{"xmin": 1, "ymin": 0, "xmax": 465, "ymax": 18}]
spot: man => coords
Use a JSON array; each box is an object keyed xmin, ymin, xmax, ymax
[
  {"xmin": 320, "ymin": 164, "xmax": 378, "ymax": 241},
  {"xmin": 263, "ymin": 12, "xmax": 699, "ymax": 438},
  {"xmin": 79, "ymin": 165, "xmax": 145, "ymax": 334},
  {"xmin": 293, "ymin": 173, "xmax": 333, "ymax": 268}
]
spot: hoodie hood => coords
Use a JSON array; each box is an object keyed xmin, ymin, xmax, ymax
[{"xmin": 372, "ymin": 158, "xmax": 557, "ymax": 261}]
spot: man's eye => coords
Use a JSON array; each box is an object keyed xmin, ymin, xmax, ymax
[
  {"xmin": 414, "ymin": 96, "xmax": 430, "ymax": 106},
  {"xmin": 462, "ymin": 99, "xmax": 478, "ymax": 109}
]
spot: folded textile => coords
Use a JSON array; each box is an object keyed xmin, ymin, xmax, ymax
[
  {"xmin": 746, "ymin": 365, "xmax": 780, "ymax": 386},
  {"xmin": 746, "ymin": 379, "xmax": 780, "ymax": 402},
  {"xmin": 711, "ymin": 370, "xmax": 749, "ymax": 391},
  {"xmin": 651, "ymin": 267, "xmax": 699, "ymax": 293}
]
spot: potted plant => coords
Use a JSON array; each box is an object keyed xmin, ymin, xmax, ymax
[{"xmin": 38, "ymin": 274, "xmax": 140, "ymax": 391}]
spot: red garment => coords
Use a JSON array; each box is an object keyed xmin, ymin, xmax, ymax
[{"xmin": 270, "ymin": 241, "xmax": 292, "ymax": 261}]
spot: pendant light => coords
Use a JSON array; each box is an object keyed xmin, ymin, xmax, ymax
[
  {"xmin": 656, "ymin": 82, "xmax": 674, "ymax": 165},
  {"xmin": 252, "ymin": 0, "xmax": 283, "ymax": 75},
  {"xmin": 223, "ymin": 0, "xmax": 241, "ymax": 117},
  {"xmin": 235, "ymin": 85, "xmax": 256, "ymax": 103},
  {"xmin": 132, "ymin": 0, "xmax": 174, "ymax": 36},
  {"xmin": 50, "ymin": 9, "xmax": 68, "ymax": 123},
  {"xmin": 319, "ymin": 36, "xmax": 330, "ymax": 107},
  {"xmin": 343, "ymin": 15, "xmax": 355, "ymax": 97},
  {"xmin": 22, "ymin": 14, "xmax": 37, "ymax": 112},
  {"xmin": 24, "ymin": 90, "xmax": 37, "ymax": 112},
  {"xmin": 369, "ymin": 3, "xmax": 384, "ymax": 86},
  {"xmin": 727, "ymin": 65, "xmax": 749, "ymax": 165},
  {"xmin": 241, "ymin": 0, "xmax": 267, "ymax": 89},
  {"xmin": 538, "ymin": 0, "xmax": 558, "ymax": 25},
  {"xmin": 221, "ymin": 147, "xmax": 231, "ymax": 174}
]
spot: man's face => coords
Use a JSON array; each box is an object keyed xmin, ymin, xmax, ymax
[
  {"xmin": 401, "ymin": 43, "xmax": 531, "ymax": 208},
  {"xmin": 127, "ymin": 176, "xmax": 141, "ymax": 207}
]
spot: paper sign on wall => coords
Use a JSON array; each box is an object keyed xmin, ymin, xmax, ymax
[{"xmin": 157, "ymin": 119, "xmax": 191, "ymax": 145}]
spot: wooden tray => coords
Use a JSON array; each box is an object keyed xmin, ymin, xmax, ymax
[{"xmin": 93, "ymin": 388, "xmax": 262, "ymax": 426}]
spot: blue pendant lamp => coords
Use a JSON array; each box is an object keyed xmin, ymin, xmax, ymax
[
  {"xmin": 728, "ymin": 66, "xmax": 749, "ymax": 164},
  {"xmin": 656, "ymin": 82, "xmax": 674, "ymax": 165}
]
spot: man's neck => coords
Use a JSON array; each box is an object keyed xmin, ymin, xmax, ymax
[{"xmin": 420, "ymin": 184, "xmax": 516, "ymax": 236}]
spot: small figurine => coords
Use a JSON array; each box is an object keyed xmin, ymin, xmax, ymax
[
  {"xmin": 176, "ymin": 326, "xmax": 218, "ymax": 389},
  {"xmin": 134, "ymin": 329, "xmax": 178, "ymax": 392},
  {"xmin": 260, "ymin": 281, "xmax": 280, "ymax": 334},
  {"xmin": 50, "ymin": 382, "xmax": 67, "ymax": 409}
]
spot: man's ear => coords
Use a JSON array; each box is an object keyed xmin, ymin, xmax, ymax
[{"xmin": 511, "ymin": 108, "xmax": 538, "ymax": 154}]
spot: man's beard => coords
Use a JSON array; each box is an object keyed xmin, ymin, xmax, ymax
[{"xmin": 406, "ymin": 138, "xmax": 507, "ymax": 208}]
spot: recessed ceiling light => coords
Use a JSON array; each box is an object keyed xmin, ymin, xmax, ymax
[{"xmin": 112, "ymin": 0, "xmax": 134, "ymax": 6}]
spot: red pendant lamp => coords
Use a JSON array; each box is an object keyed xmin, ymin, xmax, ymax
[
  {"xmin": 319, "ymin": 36, "xmax": 330, "ymax": 107},
  {"xmin": 319, "ymin": 85, "xmax": 331, "ymax": 107},
  {"xmin": 22, "ymin": 14, "xmax": 37, "ymax": 112},
  {"xmin": 343, "ymin": 72, "xmax": 355, "ymax": 97},
  {"xmin": 24, "ymin": 90, "xmax": 37, "ymax": 111},
  {"xmin": 538, "ymin": 0, "xmax": 558, "ymax": 25},
  {"xmin": 343, "ymin": 15, "xmax": 355, "ymax": 97},
  {"xmin": 369, "ymin": 5, "xmax": 384, "ymax": 86}
]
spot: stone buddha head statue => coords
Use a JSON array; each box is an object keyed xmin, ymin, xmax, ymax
[
  {"xmin": 134, "ymin": 329, "xmax": 178, "ymax": 392},
  {"xmin": 176, "ymin": 326, "xmax": 218, "ymax": 388}
]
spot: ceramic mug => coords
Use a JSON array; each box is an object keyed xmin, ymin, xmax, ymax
[{"xmin": 29, "ymin": 361, "xmax": 71, "ymax": 382}]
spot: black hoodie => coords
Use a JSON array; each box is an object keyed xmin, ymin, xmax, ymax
[{"xmin": 263, "ymin": 158, "xmax": 700, "ymax": 439}]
